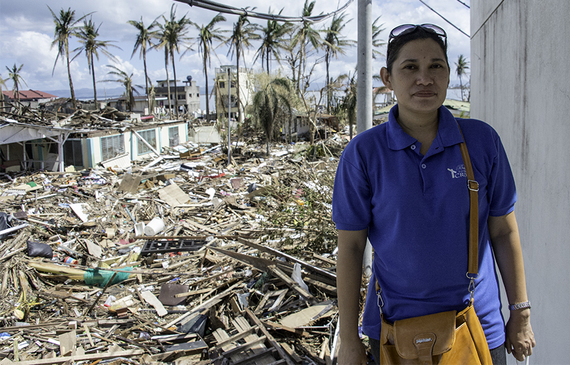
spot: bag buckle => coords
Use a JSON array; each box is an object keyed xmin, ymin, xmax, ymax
[
  {"xmin": 466, "ymin": 273, "xmax": 479, "ymax": 302},
  {"xmin": 468, "ymin": 180, "xmax": 479, "ymax": 192},
  {"xmin": 376, "ymin": 287, "xmax": 384, "ymax": 315}
]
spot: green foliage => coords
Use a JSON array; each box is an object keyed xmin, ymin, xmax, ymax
[
  {"xmin": 102, "ymin": 65, "xmax": 143, "ymax": 111},
  {"xmin": 74, "ymin": 17, "xmax": 119, "ymax": 108},
  {"xmin": 251, "ymin": 77, "xmax": 293, "ymax": 154}
]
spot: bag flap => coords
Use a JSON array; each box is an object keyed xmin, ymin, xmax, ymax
[{"xmin": 393, "ymin": 310, "xmax": 456, "ymax": 359}]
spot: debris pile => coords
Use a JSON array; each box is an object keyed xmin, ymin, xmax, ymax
[{"xmin": 0, "ymin": 137, "xmax": 355, "ymax": 364}]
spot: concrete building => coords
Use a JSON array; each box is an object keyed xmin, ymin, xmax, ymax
[
  {"xmin": 155, "ymin": 76, "xmax": 201, "ymax": 115},
  {"xmin": 471, "ymin": 2, "xmax": 568, "ymax": 364},
  {"xmin": 215, "ymin": 65, "xmax": 253, "ymax": 123}
]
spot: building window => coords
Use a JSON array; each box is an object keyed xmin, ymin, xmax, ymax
[
  {"xmin": 219, "ymin": 81, "xmax": 225, "ymax": 89},
  {"xmin": 178, "ymin": 94, "xmax": 185, "ymax": 100},
  {"xmin": 168, "ymin": 126, "xmax": 179, "ymax": 147},
  {"xmin": 138, "ymin": 129, "xmax": 156, "ymax": 155},
  {"xmin": 188, "ymin": 93, "xmax": 192, "ymax": 98},
  {"xmin": 101, "ymin": 135, "xmax": 125, "ymax": 161},
  {"xmin": 64, "ymin": 139, "xmax": 83, "ymax": 168}
]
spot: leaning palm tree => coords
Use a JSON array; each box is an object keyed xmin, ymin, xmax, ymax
[
  {"xmin": 102, "ymin": 65, "xmax": 143, "ymax": 112},
  {"xmin": 372, "ymin": 16, "xmax": 386, "ymax": 59},
  {"xmin": 225, "ymin": 9, "xmax": 259, "ymax": 123},
  {"xmin": 253, "ymin": 8, "xmax": 292, "ymax": 74},
  {"xmin": 128, "ymin": 16, "xmax": 159, "ymax": 114},
  {"xmin": 6, "ymin": 64, "xmax": 28, "ymax": 110},
  {"xmin": 74, "ymin": 18, "xmax": 120, "ymax": 110},
  {"xmin": 322, "ymin": 12, "xmax": 355, "ymax": 112},
  {"xmin": 251, "ymin": 78, "xmax": 293, "ymax": 155},
  {"xmin": 291, "ymin": 0, "xmax": 322, "ymax": 93},
  {"xmin": 0, "ymin": 73, "xmax": 9, "ymax": 109},
  {"xmin": 455, "ymin": 54, "xmax": 470, "ymax": 101},
  {"xmin": 48, "ymin": 6, "xmax": 91, "ymax": 109},
  {"xmin": 155, "ymin": 5, "xmax": 191, "ymax": 118},
  {"xmin": 192, "ymin": 13, "xmax": 227, "ymax": 120}
]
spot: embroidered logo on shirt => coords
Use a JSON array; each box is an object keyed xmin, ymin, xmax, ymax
[{"xmin": 447, "ymin": 164, "xmax": 467, "ymax": 179}]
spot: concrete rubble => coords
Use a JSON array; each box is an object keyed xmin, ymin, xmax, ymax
[{"xmin": 0, "ymin": 117, "xmax": 354, "ymax": 364}]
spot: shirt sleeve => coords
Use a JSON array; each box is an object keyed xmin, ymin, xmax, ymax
[
  {"xmin": 332, "ymin": 148, "xmax": 373, "ymax": 231},
  {"xmin": 487, "ymin": 133, "xmax": 517, "ymax": 217}
]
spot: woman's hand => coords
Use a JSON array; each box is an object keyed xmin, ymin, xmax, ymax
[
  {"xmin": 338, "ymin": 336, "xmax": 368, "ymax": 365},
  {"xmin": 505, "ymin": 309, "xmax": 536, "ymax": 362}
]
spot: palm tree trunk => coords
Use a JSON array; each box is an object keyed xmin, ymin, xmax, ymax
[
  {"xmin": 459, "ymin": 75, "xmax": 464, "ymax": 101},
  {"xmin": 204, "ymin": 56, "xmax": 210, "ymax": 120},
  {"xmin": 143, "ymin": 50, "xmax": 151, "ymax": 115},
  {"xmin": 325, "ymin": 52, "xmax": 330, "ymax": 112},
  {"xmin": 165, "ymin": 49, "xmax": 172, "ymax": 117},
  {"xmin": 266, "ymin": 53, "xmax": 270, "ymax": 74},
  {"xmin": 65, "ymin": 41, "xmax": 77, "ymax": 109},
  {"xmin": 297, "ymin": 39, "xmax": 305, "ymax": 93},
  {"xmin": 236, "ymin": 53, "xmax": 242, "ymax": 123},
  {"xmin": 91, "ymin": 53, "xmax": 98, "ymax": 110},
  {"xmin": 171, "ymin": 50, "xmax": 179, "ymax": 118}
]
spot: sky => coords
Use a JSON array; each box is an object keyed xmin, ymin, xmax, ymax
[{"xmin": 0, "ymin": 0, "xmax": 471, "ymax": 108}]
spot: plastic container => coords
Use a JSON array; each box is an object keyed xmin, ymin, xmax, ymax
[
  {"xmin": 134, "ymin": 222, "xmax": 145, "ymax": 236},
  {"xmin": 144, "ymin": 217, "xmax": 165, "ymax": 236}
]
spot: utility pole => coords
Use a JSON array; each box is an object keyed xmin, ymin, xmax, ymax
[{"xmin": 357, "ymin": 0, "xmax": 373, "ymax": 277}]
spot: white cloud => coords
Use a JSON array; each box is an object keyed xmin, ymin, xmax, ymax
[{"xmin": 0, "ymin": 0, "xmax": 470, "ymax": 96}]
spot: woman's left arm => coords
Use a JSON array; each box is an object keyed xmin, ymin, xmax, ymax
[{"xmin": 488, "ymin": 211, "xmax": 536, "ymax": 361}]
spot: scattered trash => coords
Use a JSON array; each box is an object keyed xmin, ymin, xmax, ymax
[{"xmin": 0, "ymin": 108, "xmax": 355, "ymax": 364}]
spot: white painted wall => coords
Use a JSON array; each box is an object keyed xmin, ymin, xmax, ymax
[{"xmin": 471, "ymin": 2, "xmax": 570, "ymax": 364}]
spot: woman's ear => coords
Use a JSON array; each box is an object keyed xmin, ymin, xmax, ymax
[{"xmin": 380, "ymin": 67, "xmax": 392, "ymax": 90}]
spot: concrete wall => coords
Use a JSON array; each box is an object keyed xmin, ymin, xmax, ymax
[{"xmin": 471, "ymin": 1, "xmax": 570, "ymax": 364}]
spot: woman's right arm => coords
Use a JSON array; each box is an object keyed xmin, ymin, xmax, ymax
[{"xmin": 337, "ymin": 228, "xmax": 369, "ymax": 364}]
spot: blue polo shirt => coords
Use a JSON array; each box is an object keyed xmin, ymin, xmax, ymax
[{"xmin": 332, "ymin": 105, "xmax": 516, "ymax": 349}]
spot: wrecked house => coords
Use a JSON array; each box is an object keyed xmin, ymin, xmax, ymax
[{"xmin": 1, "ymin": 109, "xmax": 190, "ymax": 173}]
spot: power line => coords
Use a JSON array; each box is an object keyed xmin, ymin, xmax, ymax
[
  {"xmin": 174, "ymin": 0, "xmax": 354, "ymax": 23},
  {"xmin": 456, "ymin": 0, "xmax": 470, "ymax": 9},
  {"xmin": 418, "ymin": 0, "xmax": 470, "ymax": 38}
]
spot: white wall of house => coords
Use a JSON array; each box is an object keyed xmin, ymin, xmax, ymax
[{"xmin": 471, "ymin": 2, "xmax": 569, "ymax": 364}]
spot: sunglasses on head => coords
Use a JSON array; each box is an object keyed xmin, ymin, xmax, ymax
[{"xmin": 389, "ymin": 23, "xmax": 447, "ymax": 47}]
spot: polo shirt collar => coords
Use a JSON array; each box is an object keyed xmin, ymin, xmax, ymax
[{"xmin": 386, "ymin": 105, "xmax": 464, "ymax": 151}]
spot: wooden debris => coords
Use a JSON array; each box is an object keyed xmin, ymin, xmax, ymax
[{"xmin": 0, "ymin": 125, "xmax": 351, "ymax": 363}]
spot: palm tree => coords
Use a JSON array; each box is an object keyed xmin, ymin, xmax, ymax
[
  {"xmin": 225, "ymin": 9, "xmax": 259, "ymax": 123},
  {"xmin": 102, "ymin": 65, "xmax": 143, "ymax": 112},
  {"xmin": 340, "ymin": 72, "xmax": 357, "ymax": 140},
  {"xmin": 48, "ymin": 6, "xmax": 91, "ymax": 109},
  {"xmin": 192, "ymin": 13, "xmax": 227, "ymax": 120},
  {"xmin": 155, "ymin": 5, "xmax": 191, "ymax": 118},
  {"xmin": 0, "ymin": 73, "xmax": 9, "ymax": 109},
  {"xmin": 455, "ymin": 54, "xmax": 470, "ymax": 101},
  {"xmin": 74, "ymin": 18, "xmax": 119, "ymax": 110},
  {"xmin": 291, "ymin": 0, "xmax": 322, "ymax": 93},
  {"xmin": 322, "ymin": 12, "xmax": 355, "ymax": 112},
  {"xmin": 254, "ymin": 8, "xmax": 292, "ymax": 73},
  {"xmin": 5, "ymin": 64, "xmax": 28, "ymax": 108},
  {"xmin": 251, "ymin": 78, "xmax": 293, "ymax": 155},
  {"xmin": 128, "ymin": 16, "xmax": 159, "ymax": 114},
  {"xmin": 154, "ymin": 5, "xmax": 191, "ymax": 118},
  {"xmin": 372, "ymin": 16, "xmax": 386, "ymax": 59}
]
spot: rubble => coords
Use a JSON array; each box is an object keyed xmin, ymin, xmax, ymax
[{"xmin": 0, "ymin": 130, "xmax": 355, "ymax": 364}]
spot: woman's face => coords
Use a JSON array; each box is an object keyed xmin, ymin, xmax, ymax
[{"xmin": 381, "ymin": 38, "xmax": 450, "ymax": 117}]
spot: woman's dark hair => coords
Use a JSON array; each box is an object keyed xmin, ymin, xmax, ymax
[{"xmin": 386, "ymin": 27, "xmax": 449, "ymax": 73}]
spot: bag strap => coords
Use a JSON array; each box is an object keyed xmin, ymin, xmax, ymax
[
  {"xmin": 458, "ymin": 134, "xmax": 479, "ymax": 277},
  {"xmin": 457, "ymin": 124, "xmax": 480, "ymax": 301}
]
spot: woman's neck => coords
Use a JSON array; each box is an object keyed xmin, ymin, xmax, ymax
[{"xmin": 397, "ymin": 108, "xmax": 439, "ymax": 155}]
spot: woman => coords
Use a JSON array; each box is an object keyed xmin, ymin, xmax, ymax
[{"xmin": 333, "ymin": 24, "xmax": 535, "ymax": 365}]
